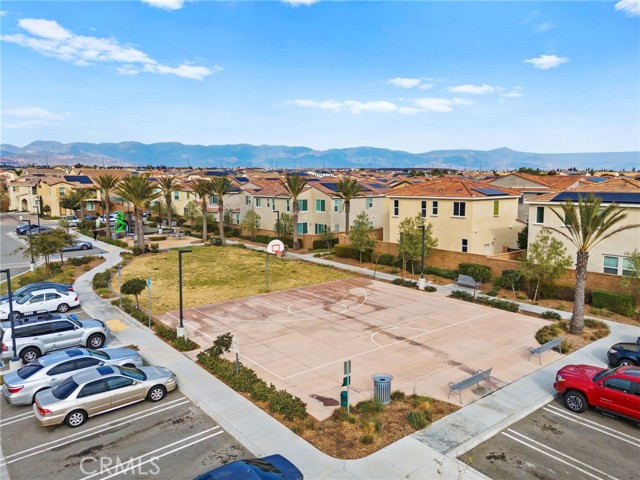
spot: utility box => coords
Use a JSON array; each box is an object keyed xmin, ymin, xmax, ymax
[{"xmin": 371, "ymin": 373, "xmax": 393, "ymax": 405}]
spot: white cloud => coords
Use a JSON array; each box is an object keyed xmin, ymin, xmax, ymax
[
  {"xmin": 447, "ymin": 84, "xmax": 495, "ymax": 94},
  {"xmin": 1, "ymin": 18, "xmax": 215, "ymax": 80},
  {"xmin": 418, "ymin": 83, "xmax": 434, "ymax": 90},
  {"xmin": 142, "ymin": 0, "xmax": 186, "ymax": 10},
  {"xmin": 414, "ymin": 98, "xmax": 453, "ymax": 112},
  {"xmin": 387, "ymin": 77, "xmax": 422, "ymax": 89},
  {"xmin": 0, "ymin": 11, "xmax": 8, "ymax": 16},
  {"xmin": 524, "ymin": 54, "xmax": 569, "ymax": 70},
  {"xmin": 289, "ymin": 99, "xmax": 343, "ymax": 111},
  {"xmin": 501, "ymin": 87, "xmax": 524, "ymax": 98},
  {"xmin": 282, "ymin": 0, "xmax": 320, "ymax": 6},
  {"xmin": 4, "ymin": 106, "xmax": 62, "ymax": 119},
  {"xmin": 452, "ymin": 97, "xmax": 475, "ymax": 105},
  {"xmin": 398, "ymin": 107, "xmax": 422, "ymax": 115},
  {"xmin": 615, "ymin": 0, "xmax": 640, "ymax": 17},
  {"xmin": 534, "ymin": 22, "xmax": 554, "ymax": 33},
  {"xmin": 288, "ymin": 99, "xmax": 398, "ymax": 114}
]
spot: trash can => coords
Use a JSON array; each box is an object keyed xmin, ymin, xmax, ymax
[
  {"xmin": 340, "ymin": 390, "xmax": 348, "ymax": 408},
  {"xmin": 371, "ymin": 373, "xmax": 394, "ymax": 405}
]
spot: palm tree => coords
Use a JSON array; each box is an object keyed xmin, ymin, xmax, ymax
[
  {"xmin": 192, "ymin": 179, "xmax": 214, "ymax": 241},
  {"xmin": 336, "ymin": 177, "xmax": 364, "ymax": 233},
  {"xmin": 210, "ymin": 176, "xmax": 234, "ymax": 244},
  {"xmin": 74, "ymin": 188, "xmax": 93, "ymax": 222},
  {"xmin": 547, "ymin": 193, "xmax": 640, "ymax": 334},
  {"xmin": 115, "ymin": 175, "xmax": 159, "ymax": 251},
  {"xmin": 280, "ymin": 174, "xmax": 308, "ymax": 249},
  {"xmin": 95, "ymin": 174, "xmax": 121, "ymax": 239},
  {"xmin": 157, "ymin": 175, "xmax": 178, "ymax": 230},
  {"xmin": 59, "ymin": 193, "xmax": 81, "ymax": 217}
]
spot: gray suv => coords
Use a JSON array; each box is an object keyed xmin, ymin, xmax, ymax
[{"xmin": 0, "ymin": 313, "xmax": 110, "ymax": 363}]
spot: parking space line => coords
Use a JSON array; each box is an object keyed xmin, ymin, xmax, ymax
[
  {"xmin": 543, "ymin": 406, "xmax": 640, "ymax": 448},
  {"xmin": 79, "ymin": 427, "xmax": 222, "ymax": 480},
  {"xmin": 544, "ymin": 405, "xmax": 640, "ymax": 443},
  {"xmin": 501, "ymin": 431, "xmax": 613, "ymax": 480},
  {"xmin": 1, "ymin": 398, "xmax": 190, "ymax": 466},
  {"xmin": 505, "ymin": 429, "xmax": 619, "ymax": 480},
  {"xmin": 0, "ymin": 410, "xmax": 35, "ymax": 427}
]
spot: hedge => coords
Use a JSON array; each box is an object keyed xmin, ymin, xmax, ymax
[
  {"xmin": 425, "ymin": 266, "xmax": 458, "ymax": 280},
  {"xmin": 376, "ymin": 253, "xmax": 396, "ymax": 266},
  {"xmin": 592, "ymin": 290, "xmax": 635, "ymax": 317},
  {"xmin": 334, "ymin": 244, "xmax": 373, "ymax": 263},
  {"xmin": 238, "ymin": 234, "xmax": 294, "ymax": 248},
  {"xmin": 449, "ymin": 290, "xmax": 519, "ymax": 312},
  {"xmin": 458, "ymin": 263, "xmax": 492, "ymax": 283},
  {"xmin": 312, "ymin": 238, "xmax": 339, "ymax": 250},
  {"xmin": 98, "ymin": 236, "xmax": 129, "ymax": 249}
]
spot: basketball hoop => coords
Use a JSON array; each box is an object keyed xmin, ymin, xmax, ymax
[{"xmin": 267, "ymin": 239, "xmax": 286, "ymax": 257}]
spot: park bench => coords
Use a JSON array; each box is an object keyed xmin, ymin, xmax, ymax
[
  {"xmin": 455, "ymin": 274, "xmax": 479, "ymax": 289},
  {"xmin": 448, "ymin": 368, "xmax": 493, "ymax": 404},
  {"xmin": 528, "ymin": 337, "xmax": 563, "ymax": 365}
]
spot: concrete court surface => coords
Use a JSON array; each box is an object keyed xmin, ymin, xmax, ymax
[{"xmin": 158, "ymin": 277, "xmax": 559, "ymax": 420}]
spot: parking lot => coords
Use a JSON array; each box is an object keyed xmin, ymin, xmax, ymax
[{"xmin": 460, "ymin": 397, "xmax": 640, "ymax": 480}]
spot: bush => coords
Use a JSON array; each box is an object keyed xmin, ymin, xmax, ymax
[
  {"xmin": 425, "ymin": 266, "xmax": 458, "ymax": 280},
  {"xmin": 155, "ymin": 323, "xmax": 178, "ymax": 342},
  {"xmin": 356, "ymin": 399, "xmax": 384, "ymax": 415},
  {"xmin": 584, "ymin": 318, "xmax": 611, "ymax": 340},
  {"xmin": 423, "ymin": 286, "xmax": 437, "ymax": 292},
  {"xmin": 459, "ymin": 263, "xmax": 492, "ymax": 284},
  {"xmin": 449, "ymin": 290, "xmax": 475, "ymax": 301},
  {"xmin": 17, "ymin": 269, "xmax": 51, "ymax": 287},
  {"xmin": 173, "ymin": 336, "xmax": 199, "ymax": 351},
  {"xmin": 391, "ymin": 278, "xmax": 417, "ymax": 288},
  {"xmin": 68, "ymin": 255, "xmax": 98, "ymax": 266},
  {"xmin": 334, "ymin": 244, "xmax": 372, "ymax": 263},
  {"xmin": 312, "ymin": 238, "xmax": 339, "ymax": 250},
  {"xmin": 535, "ymin": 321, "xmax": 567, "ymax": 345},
  {"xmin": 148, "ymin": 236, "xmax": 167, "ymax": 241},
  {"xmin": 406, "ymin": 411, "xmax": 428, "ymax": 430},
  {"xmin": 376, "ymin": 253, "xmax": 396, "ymax": 266},
  {"xmin": 542, "ymin": 310, "xmax": 562, "ymax": 320},
  {"xmin": 98, "ymin": 236, "xmax": 129, "ymax": 249},
  {"xmin": 131, "ymin": 246, "xmax": 144, "ymax": 256},
  {"xmin": 149, "ymin": 243, "xmax": 159, "ymax": 253},
  {"xmin": 210, "ymin": 237, "xmax": 223, "ymax": 247},
  {"xmin": 592, "ymin": 290, "xmax": 635, "ymax": 317},
  {"xmin": 360, "ymin": 435, "xmax": 374, "ymax": 445},
  {"xmin": 390, "ymin": 390, "xmax": 405, "ymax": 401},
  {"xmin": 93, "ymin": 271, "xmax": 111, "ymax": 289},
  {"xmin": 497, "ymin": 270, "xmax": 524, "ymax": 290},
  {"xmin": 449, "ymin": 290, "xmax": 519, "ymax": 312}
]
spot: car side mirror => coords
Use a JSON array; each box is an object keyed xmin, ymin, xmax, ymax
[{"xmin": 597, "ymin": 382, "xmax": 604, "ymax": 388}]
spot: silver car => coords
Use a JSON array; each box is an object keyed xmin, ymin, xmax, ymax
[
  {"xmin": 2, "ymin": 347, "xmax": 143, "ymax": 405},
  {"xmin": 34, "ymin": 365, "xmax": 177, "ymax": 427}
]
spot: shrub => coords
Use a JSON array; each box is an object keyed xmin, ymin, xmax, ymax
[
  {"xmin": 173, "ymin": 336, "xmax": 199, "ymax": 351},
  {"xmin": 149, "ymin": 243, "xmax": 159, "ymax": 254},
  {"xmin": 131, "ymin": 246, "xmax": 144, "ymax": 256},
  {"xmin": 377, "ymin": 253, "xmax": 396, "ymax": 266},
  {"xmin": 535, "ymin": 321, "xmax": 567, "ymax": 346},
  {"xmin": 486, "ymin": 285, "xmax": 500, "ymax": 297},
  {"xmin": 542, "ymin": 310, "xmax": 562, "ymax": 320},
  {"xmin": 406, "ymin": 411, "xmax": 428, "ymax": 430},
  {"xmin": 449, "ymin": 290, "xmax": 475, "ymax": 301},
  {"xmin": 425, "ymin": 266, "xmax": 458, "ymax": 280},
  {"xmin": 155, "ymin": 324, "xmax": 178, "ymax": 342},
  {"xmin": 356, "ymin": 399, "xmax": 384, "ymax": 415},
  {"xmin": 93, "ymin": 271, "xmax": 111, "ymax": 289},
  {"xmin": 98, "ymin": 236, "xmax": 129, "ymax": 248},
  {"xmin": 584, "ymin": 318, "xmax": 611, "ymax": 340},
  {"xmin": 147, "ymin": 236, "xmax": 167, "ymax": 241},
  {"xmin": 592, "ymin": 290, "xmax": 635, "ymax": 317},
  {"xmin": 449, "ymin": 290, "xmax": 519, "ymax": 312},
  {"xmin": 334, "ymin": 244, "xmax": 372, "ymax": 263},
  {"xmin": 423, "ymin": 286, "xmax": 437, "ymax": 292},
  {"xmin": 312, "ymin": 238, "xmax": 339, "ymax": 250},
  {"xmin": 68, "ymin": 255, "xmax": 98, "ymax": 266},
  {"xmin": 17, "ymin": 269, "xmax": 51, "ymax": 286},
  {"xmin": 390, "ymin": 390, "xmax": 405, "ymax": 401},
  {"xmin": 210, "ymin": 237, "xmax": 223, "ymax": 247},
  {"xmin": 459, "ymin": 263, "xmax": 492, "ymax": 285},
  {"xmin": 360, "ymin": 434, "xmax": 374, "ymax": 445}
]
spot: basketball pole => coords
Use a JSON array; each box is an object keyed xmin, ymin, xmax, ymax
[{"xmin": 265, "ymin": 252, "xmax": 269, "ymax": 291}]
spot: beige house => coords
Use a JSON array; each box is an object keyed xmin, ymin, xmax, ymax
[
  {"xmin": 38, "ymin": 175, "xmax": 100, "ymax": 217},
  {"xmin": 385, "ymin": 177, "xmax": 521, "ymax": 255},
  {"xmin": 8, "ymin": 177, "xmax": 40, "ymax": 213},
  {"xmin": 526, "ymin": 177, "xmax": 640, "ymax": 275}
]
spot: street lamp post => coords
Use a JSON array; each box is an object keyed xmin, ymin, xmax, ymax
[
  {"xmin": 274, "ymin": 210, "xmax": 280, "ymax": 240},
  {"xmin": 177, "ymin": 249, "xmax": 191, "ymax": 339},
  {"xmin": 418, "ymin": 225, "xmax": 426, "ymax": 291},
  {"xmin": 0, "ymin": 269, "xmax": 20, "ymax": 369},
  {"xmin": 24, "ymin": 219, "xmax": 36, "ymax": 271}
]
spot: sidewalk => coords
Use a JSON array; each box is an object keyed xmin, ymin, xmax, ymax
[{"xmin": 67, "ymin": 237, "xmax": 640, "ymax": 479}]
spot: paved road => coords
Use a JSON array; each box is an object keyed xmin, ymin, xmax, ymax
[{"xmin": 460, "ymin": 397, "xmax": 639, "ymax": 480}]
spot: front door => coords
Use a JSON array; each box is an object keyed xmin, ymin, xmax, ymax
[
  {"xmin": 51, "ymin": 321, "xmax": 80, "ymax": 349},
  {"xmin": 105, "ymin": 376, "xmax": 145, "ymax": 408}
]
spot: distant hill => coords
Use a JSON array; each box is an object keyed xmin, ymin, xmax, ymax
[{"xmin": 1, "ymin": 141, "xmax": 638, "ymax": 170}]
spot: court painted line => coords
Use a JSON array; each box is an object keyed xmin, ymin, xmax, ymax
[
  {"xmin": 502, "ymin": 429, "xmax": 618, "ymax": 480},
  {"xmin": 287, "ymin": 301, "xmax": 347, "ymax": 316},
  {"xmin": 79, "ymin": 427, "xmax": 221, "ymax": 480},
  {"xmin": 1, "ymin": 398, "xmax": 190, "ymax": 466}
]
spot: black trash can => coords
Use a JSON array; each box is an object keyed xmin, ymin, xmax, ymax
[{"xmin": 371, "ymin": 373, "xmax": 393, "ymax": 405}]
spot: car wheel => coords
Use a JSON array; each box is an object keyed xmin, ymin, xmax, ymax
[
  {"xmin": 123, "ymin": 363, "xmax": 135, "ymax": 368},
  {"xmin": 57, "ymin": 303, "xmax": 70, "ymax": 313},
  {"xmin": 11, "ymin": 311, "xmax": 22, "ymax": 321},
  {"xmin": 20, "ymin": 347, "xmax": 41, "ymax": 364},
  {"xmin": 147, "ymin": 385, "xmax": 166, "ymax": 402},
  {"xmin": 81, "ymin": 244, "xmax": 89, "ymax": 250},
  {"xmin": 65, "ymin": 410, "xmax": 87, "ymax": 428},
  {"xmin": 87, "ymin": 334, "xmax": 105, "ymax": 349},
  {"xmin": 617, "ymin": 359, "xmax": 636, "ymax": 367},
  {"xmin": 564, "ymin": 390, "xmax": 588, "ymax": 413}
]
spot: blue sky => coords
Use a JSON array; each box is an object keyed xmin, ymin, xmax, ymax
[{"xmin": 1, "ymin": 1, "xmax": 639, "ymax": 154}]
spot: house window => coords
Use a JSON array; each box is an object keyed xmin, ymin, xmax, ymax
[
  {"xmin": 432, "ymin": 201, "xmax": 438, "ymax": 215},
  {"xmin": 173, "ymin": 191, "xmax": 180, "ymax": 200},
  {"xmin": 187, "ymin": 192, "xmax": 191, "ymax": 199},
  {"xmin": 208, "ymin": 195, "xmax": 215, "ymax": 206},
  {"xmin": 493, "ymin": 200, "xmax": 499, "ymax": 216},
  {"xmin": 393, "ymin": 200, "xmax": 399, "ymax": 216},
  {"xmin": 272, "ymin": 200, "xmax": 276, "ymax": 211},
  {"xmin": 12, "ymin": 186, "xmax": 16, "ymax": 192},
  {"xmin": 369, "ymin": 221, "xmax": 374, "ymax": 228},
  {"xmin": 333, "ymin": 199, "xmax": 341, "ymax": 213},
  {"xmin": 421, "ymin": 201, "xmax": 427, "ymax": 218},
  {"xmin": 286, "ymin": 199, "xmax": 291, "ymax": 212},
  {"xmin": 316, "ymin": 199, "xmax": 326, "ymax": 212},
  {"xmin": 86, "ymin": 202, "xmax": 95, "ymax": 212},
  {"xmin": 334, "ymin": 224, "xmax": 339, "ymax": 232},
  {"xmin": 235, "ymin": 214, "xmax": 240, "ymax": 224},
  {"xmin": 256, "ymin": 198, "xmax": 262, "ymax": 208},
  {"xmin": 518, "ymin": 196, "xmax": 523, "ymax": 204},
  {"xmin": 298, "ymin": 199, "xmax": 308, "ymax": 212},
  {"xmin": 536, "ymin": 206, "xmax": 545, "ymax": 224},
  {"xmin": 267, "ymin": 198, "xmax": 271, "ymax": 208},
  {"xmin": 297, "ymin": 222, "xmax": 308, "ymax": 234},
  {"xmin": 453, "ymin": 202, "xmax": 466, "ymax": 217},
  {"xmin": 59, "ymin": 187, "xmax": 66, "ymax": 197},
  {"xmin": 603, "ymin": 256, "xmax": 635, "ymax": 276},
  {"xmin": 367, "ymin": 198, "xmax": 373, "ymax": 209},
  {"xmin": 314, "ymin": 223, "xmax": 327, "ymax": 234},
  {"xmin": 245, "ymin": 196, "xmax": 251, "ymax": 206},
  {"xmin": 461, "ymin": 239, "xmax": 468, "ymax": 253}
]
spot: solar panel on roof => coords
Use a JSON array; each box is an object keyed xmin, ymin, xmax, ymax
[
  {"xmin": 205, "ymin": 171, "xmax": 226, "ymax": 176},
  {"xmin": 552, "ymin": 192, "xmax": 640, "ymax": 204},
  {"xmin": 308, "ymin": 178, "xmax": 320, "ymax": 182},
  {"xmin": 235, "ymin": 177, "xmax": 249, "ymax": 183},
  {"xmin": 472, "ymin": 187, "xmax": 506, "ymax": 196},
  {"xmin": 64, "ymin": 175, "xmax": 93, "ymax": 184},
  {"xmin": 369, "ymin": 183, "xmax": 386, "ymax": 188},
  {"xmin": 320, "ymin": 182, "xmax": 339, "ymax": 192}
]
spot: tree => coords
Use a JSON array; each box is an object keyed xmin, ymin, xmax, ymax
[
  {"xmin": 280, "ymin": 174, "xmax": 308, "ymax": 249},
  {"xmin": 241, "ymin": 210, "xmax": 261, "ymax": 241},
  {"xmin": 59, "ymin": 192, "xmax": 81, "ymax": 216},
  {"xmin": 621, "ymin": 249, "xmax": 640, "ymax": 324},
  {"xmin": 336, "ymin": 177, "xmax": 364, "ymax": 233},
  {"xmin": 73, "ymin": 188, "xmax": 94, "ymax": 221},
  {"xmin": 157, "ymin": 175, "xmax": 178, "ymax": 230},
  {"xmin": 546, "ymin": 193, "xmax": 640, "ymax": 333},
  {"xmin": 210, "ymin": 176, "xmax": 234, "ymax": 244},
  {"xmin": 517, "ymin": 225, "xmax": 528, "ymax": 250},
  {"xmin": 184, "ymin": 200, "xmax": 200, "ymax": 225},
  {"xmin": 520, "ymin": 229, "xmax": 572, "ymax": 303},
  {"xmin": 348, "ymin": 211, "xmax": 374, "ymax": 263},
  {"xmin": 501, "ymin": 270, "xmax": 523, "ymax": 300},
  {"xmin": 95, "ymin": 174, "xmax": 121, "ymax": 239},
  {"xmin": 466, "ymin": 264, "xmax": 492, "ymax": 299},
  {"xmin": 398, "ymin": 215, "xmax": 437, "ymax": 276},
  {"xmin": 13, "ymin": 229, "xmax": 77, "ymax": 272},
  {"xmin": 192, "ymin": 179, "xmax": 214, "ymax": 241},
  {"xmin": 275, "ymin": 212, "xmax": 294, "ymax": 235},
  {"xmin": 320, "ymin": 225, "xmax": 336, "ymax": 249},
  {"xmin": 121, "ymin": 277, "xmax": 147, "ymax": 308},
  {"xmin": 115, "ymin": 175, "xmax": 159, "ymax": 252},
  {"xmin": 223, "ymin": 207, "xmax": 233, "ymax": 228}
]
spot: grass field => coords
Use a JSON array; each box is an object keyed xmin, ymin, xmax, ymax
[{"xmin": 116, "ymin": 246, "xmax": 353, "ymax": 313}]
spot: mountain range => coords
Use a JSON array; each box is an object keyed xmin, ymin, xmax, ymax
[{"xmin": 1, "ymin": 141, "xmax": 638, "ymax": 171}]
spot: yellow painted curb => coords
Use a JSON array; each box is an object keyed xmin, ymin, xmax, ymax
[{"xmin": 106, "ymin": 319, "xmax": 128, "ymax": 332}]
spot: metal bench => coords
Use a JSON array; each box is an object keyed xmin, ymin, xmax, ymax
[
  {"xmin": 448, "ymin": 368, "xmax": 493, "ymax": 404},
  {"xmin": 455, "ymin": 274, "xmax": 479, "ymax": 289},
  {"xmin": 528, "ymin": 336, "xmax": 563, "ymax": 365}
]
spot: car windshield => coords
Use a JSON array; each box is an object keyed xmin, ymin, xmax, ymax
[
  {"xmin": 243, "ymin": 460, "xmax": 285, "ymax": 479},
  {"xmin": 593, "ymin": 367, "xmax": 619, "ymax": 382},
  {"xmin": 17, "ymin": 361, "xmax": 44, "ymax": 379},
  {"xmin": 16, "ymin": 295, "xmax": 32, "ymax": 305},
  {"xmin": 118, "ymin": 366, "xmax": 146, "ymax": 381},
  {"xmin": 52, "ymin": 377, "xmax": 79, "ymax": 399},
  {"xmin": 88, "ymin": 349, "xmax": 109, "ymax": 360},
  {"xmin": 70, "ymin": 318, "xmax": 82, "ymax": 328}
]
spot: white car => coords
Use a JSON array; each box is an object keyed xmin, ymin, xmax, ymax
[{"xmin": 0, "ymin": 288, "xmax": 80, "ymax": 320}]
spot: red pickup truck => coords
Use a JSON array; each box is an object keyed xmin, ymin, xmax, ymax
[{"xmin": 553, "ymin": 364, "xmax": 640, "ymax": 421}]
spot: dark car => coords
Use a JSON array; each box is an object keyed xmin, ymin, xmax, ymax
[
  {"xmin": 194, "ymin": 455, "xmax": 303, "ymax": 480},
  {"xmin": 16, "ymin": 224, "xmax": 39, "ymax": 235},
  {"xmin": 608, "ymin": 342, "xmax": 640, "ymax": 367},
  {"xmin": 0, "ymin": 282, "xmax": 74, "ymax": 303}
]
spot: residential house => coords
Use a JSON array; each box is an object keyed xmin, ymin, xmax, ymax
[
  {"xmin": 38, "ymin": 175, "xmax": 100, "ymax": 217},
  {"xmin": 525, "ymin": 177, "xmax": 640, "ymax": 275},
  {"xmin": 385, "ymin": 177, "xmax": 521, "ymax": 255},
  {"xmin": 8, "ymin": 177, "xmax": 40, "ymax": 213}
]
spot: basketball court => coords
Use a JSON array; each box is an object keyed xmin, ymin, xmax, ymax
[{"xmin": 157, "ymin": 277, "xmax": 558, "ymax": 420}]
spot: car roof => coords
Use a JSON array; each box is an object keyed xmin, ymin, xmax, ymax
[
  {"xmin": 38, "ymin": 349, "xmax": 89, "ymax": 366},
  {"xmin": 0, "ymin": 312, "xmax": 71, "ymax": 329},
  {"xmin": 72, "ymin": 365, "xmax": 118, "ymax": 383},
  {"xmin": 618, "ymin": 366, "xmax": 640, "ymax": 378}
]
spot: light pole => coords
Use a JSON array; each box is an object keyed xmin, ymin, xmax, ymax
[
  {"xmin": 23, "ymin": 219, "xmax": 36, "ymax": 271},
  {"xmin": 418, "ymin": 225, "xmax": 426, "ymax": 291},
  {"xmin": 0, "ymin": 269, "xmax": 20, "ymax": 369},
  {"xmin": 177, "ymin": 249, "xmax": 191, "ymax": 338},
  {"xmin": 274, "ymin": 210, "xmax": 280, "ymax": 240}
]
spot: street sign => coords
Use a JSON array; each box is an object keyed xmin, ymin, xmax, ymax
[
  {"xmin": 233, "ymin": 336, "xmax": 239, "ymax": 353},
  {"xmin": 344, "ymin": 360, "xmax": 351, "ymax": 375},
  {"xmin": 266, "ymin": 239, "xmax": 285, "ymax": 255},
  {"xmin": 341, "ymin": 376, "xmax": 351, "ymax": 387}
]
